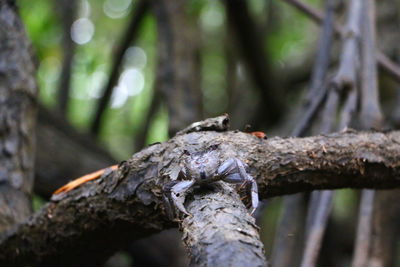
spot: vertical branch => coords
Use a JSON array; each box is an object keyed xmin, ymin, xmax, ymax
[
  {"xmin": 351, "ymin": 190, "xmax": 375, "ymax": 267},
  {"xmin": 305, "ymin": 0, "xmax": 335, "ymax": 102},
  {"xmin": 281, "ymin": 0, "xmax": 400, "ymax": 83},
  {"xmin": 368, "ymin": 191, "xmax": 400, "ymax": 267},
  {"xmin": 352, "ymin": 1, "xmax": 383, "ymax": 266},
  {"xmin": 90, "ymin": 0, "xmax": 149, "ymax": 136},
  {"xmin": 0, "ymin": 1, "xmax": 37, "ymax": 232},
  {"xmin": 300, "ymin": 0, "xmax": 367, "ymax": 265},
  {"xmin": 270, "ymin": 194, "xmax": 307, "ymax": 267},
  {"xmin": 152, "ymin": 0, "xmax": 203, "ymax": 136},
  {"xmin": 358, "ymin": 0, "xmax": 383, "ymax": 129},
  {"xmin": 301, "ymin": 191, "xmax": 333, "ymax": 267},
  {"xmin": 223, "ymin": 0, "xmax": 282, "ymax": 128},
  {"xmin": 274, "ymin": 1, "xmax": 337, "ymax": 264},
  {"xmin": 56, "ymin": 0, "xmax": 77, "ymax": 114}
]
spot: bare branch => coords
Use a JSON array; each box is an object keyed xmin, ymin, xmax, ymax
[
  {"xmin": 224, "ymin": 0, "xmax": 282, "ymax": 127},
  {"xmin": 305, "ymin": 0, "xmax": 336, "ymax": 102},
  {"xmin": 351, "ymin": 190, "xmax": 375, "ymax": 267},
  {"xmin": 281, "ymin": 0, "xmax": 400, "ymax": 83},
  {"xmin": 368, "ymin": 191, "xmax": 400, "ymax": 267},
  {"xmin": 271, "ymin": 194, "xmax": 306, "ymax": 267},
  {"xmin": 56, "ymin": 0, "xmax": 77, "ymax": 114},
  {"xmin": 301, "ymin": 191, "xmax": 333, "ymax": 267},
  {"xmin": 280, "ymin": 1, "xmax": 337, "ymax": 263},
  {"xmin": 358, "ymin": 0, "xmax": 383, "ymax": 129},
  {"xmin": 152, "ymin": 0, "xmax": 203, "ymax": 135},
  {"xmin": 1, "ymin": 127, "xmax": 400, "ymax": 265}
]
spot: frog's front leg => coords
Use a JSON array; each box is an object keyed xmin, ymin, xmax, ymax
[
  {"xmin": 170, "ymin": 179, "xmax": 196, "ymax": 216},
  {"xmin": 218, "ymin": 158, "xmax": 259, "ymax": 214}
]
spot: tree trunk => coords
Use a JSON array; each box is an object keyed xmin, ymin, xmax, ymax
[{"xmin": 0, "ymin": 0, "xmax": 37, "ymax": 233}]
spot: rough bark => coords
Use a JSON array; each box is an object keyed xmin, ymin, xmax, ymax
[
  {"xmin": 182, "ymin": 182, "xmax": 266, "ymax": 267},
  {"xmin": 0, "ymin": 126, "xmax": 400, "ymax": 266},
  {"xmin": 0, "ymin": 0, "xmax": 37, "ymax": 233},
  {"xmin": 36, "ymin": 107, "xmax": 187, "ymax": 267}
]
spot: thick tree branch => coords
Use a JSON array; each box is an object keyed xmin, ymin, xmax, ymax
[
  {"xmin": 182, "ymin": 182, "xmax": 266, "ymax": 267},
  {"xmin": 1, "ymin": 128, "xmax": 400, "ymax": 266},
  {"xmin": 36, "ymin": 107, "xmax": 185, "ymax": 267}
]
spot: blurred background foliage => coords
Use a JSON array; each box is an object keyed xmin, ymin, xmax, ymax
[
  {"xmin": 16, "ymin": 0, "xmax": 400, "ymax": 265},
  {"xmin": 19, "ymin": 0, "xmax": 319, "ymax": 160}
]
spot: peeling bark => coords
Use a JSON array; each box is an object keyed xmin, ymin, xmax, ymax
[{"xmin": 0, "ymin": 128, "xmax": 400, "ymax": 266}]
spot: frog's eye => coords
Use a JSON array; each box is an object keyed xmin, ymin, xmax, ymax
[{"xmin": 183, "ymin": 150, "xmax": 190, "ymax": 156}]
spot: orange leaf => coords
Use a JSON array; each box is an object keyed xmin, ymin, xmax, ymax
[{"xmin": 53, "ymin": 165, "xmax": 118, "ymax": 195}]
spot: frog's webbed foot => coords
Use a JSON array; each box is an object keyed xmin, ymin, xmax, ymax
[{"xmin": 218, "ymin": 158, "xmax": 259, "ymax": 215}]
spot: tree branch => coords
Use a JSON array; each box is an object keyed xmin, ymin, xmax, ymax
[
  {"xmin": 224, "ymin": 0, "xmax": 282, "ymax": 128},
  {"xmin": 182, "ymin": 182, "xmax": 267, "ymax": 267},
  {"xmin": 0, "ymin": 0, "xmax": 37, "ymax": 232},
  {"xmin": 56, "ymin": 0, "xmax": 77, "ymax": 114},
  {"xmin": 152, "ymin": 0, "xmax": 203, "ymax": 136},
  {"xmin": 281, "ymin": 0, "xmax": 400, "ymax": 83},
  {"xmin": 1, "ymin": 127, "xmax": 400, "ymax": 265}
]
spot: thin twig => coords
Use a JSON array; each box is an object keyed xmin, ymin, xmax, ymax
[
  {"xmin": 90, "ymin": 0, "xmax": 149, "ymax": 135},
  {"xmin": 57, "ymin": 0, "xmax": 77, "ymax": 114},
  {"xmin": 301, "ymin": 191, "xmax": 333, "ymax": 267},
  {"xmin": 338, "ymin": 89, "xmax": 357, "ymax": 130},
  {"xmin": 305, "ymin": 0, "xmax": 335, "ymax": 103},
  {"xmin": 358, "ymin": 0, "xmax": 383, "ymax": 129},
  {"xmin": 291, "ymin": 85, "xmax": 328, "ymax": 137}
]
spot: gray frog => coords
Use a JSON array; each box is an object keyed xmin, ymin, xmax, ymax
[{"xmin": 163, "ymin": 144, "xmax": 259, "ymax": 218}]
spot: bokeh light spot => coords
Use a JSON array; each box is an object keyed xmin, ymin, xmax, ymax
[{"xmin": 71, "ymin": 18, "xmax": 95, "ymax": 45}]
